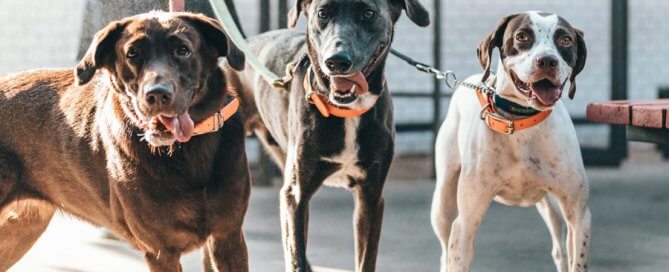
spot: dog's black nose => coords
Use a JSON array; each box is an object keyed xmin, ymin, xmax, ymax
[
  {"xmin": 324, "ymin": 52, "xmax": 353, "ymax": 73},
  {"xmin": 535, "ymin": 56, "xmax": 559, "ymax": 71},
  {"xmin": 145, "ymin": 85, "xmax": 174, "ymax": 106}
]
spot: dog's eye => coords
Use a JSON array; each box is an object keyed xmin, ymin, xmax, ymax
[
  {"xmin": 317, "ymin": 9, "xmax": 329, "ymax": 20},
  {"xmin": 559, "ymin": 36, "xmax": 574, "ymax": 47},
  {"xmin": 176, "ymin": 45, "xmax": 191, "ymax": 56},
  {"xmin": 126, "ymin": 48, "xmax": 139, "ymax": 59},
  {"xmin": 515, "ymin": 32, "xmax": 530, "ymax": 43},
  {"xmin": 363, "ymin": 10, "xmax": 375, "ymax": 19}
]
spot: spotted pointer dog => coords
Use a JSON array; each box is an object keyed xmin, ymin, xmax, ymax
[{"xmin": 431, "ymin": 11, "xmax": 590, "ymax": 272}]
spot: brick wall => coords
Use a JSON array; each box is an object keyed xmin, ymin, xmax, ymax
[{"xmin": 0, "ymin": 0, "xmax": 83, "ymax": 74}]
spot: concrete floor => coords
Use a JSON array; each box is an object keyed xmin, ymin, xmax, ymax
[{"xmin": 9, "ymin": 159, "xmax": 669, "ymax": 272}]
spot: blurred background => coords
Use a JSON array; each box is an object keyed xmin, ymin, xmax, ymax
[{"xmin": 1, "ymin": 0, "xmax": 668, "ymax": 271}]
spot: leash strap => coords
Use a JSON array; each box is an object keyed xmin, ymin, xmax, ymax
[
  {"xmin": 193, "ymin": 97, "xmax": 240, "ymax": 135},
  {"xmin": 207, "ymin": 0, "xmax": 288, "ymax": 89},
  {"xmin": 476, "ymin": 90, "xmax": 551, "ymax": 134}
]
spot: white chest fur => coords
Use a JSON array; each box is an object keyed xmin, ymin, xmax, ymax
[{"xmin": 321, "ymin": 117, "xmax": 366, "ymax": 188}]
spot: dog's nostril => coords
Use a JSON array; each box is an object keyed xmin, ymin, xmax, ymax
[
  {"xmin": 147, "ymin": 95, "xmax": 157, "ymax": 105},
  {"xmin": 338, "ymin": 60, "xmax": 351, "ymax": 69},
  {"xmin": 324, "ymin": 52, "xmax": 353, "ymax": 73},
  {"xmin": 536, "ymin": 56, "xmax": 559, "ymax": 70},
  {"xmin": 145, "ymin": 85, "xmax": 174, "ymax": 106}
]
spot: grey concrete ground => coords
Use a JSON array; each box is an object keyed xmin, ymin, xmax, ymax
[{"xmin": 9, "ymin": 151, "xmax": 669, "ymax": 272}]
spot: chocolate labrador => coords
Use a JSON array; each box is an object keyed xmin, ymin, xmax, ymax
[{"xmin": 0, "ymin": 11, "xmax": 249, "ymax": 272}]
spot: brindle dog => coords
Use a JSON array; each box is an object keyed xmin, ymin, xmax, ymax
[
  {"xmin": 229, "ymin": 0, "xmax": 429, "ymax": 271},
  {"xmin": 0, "ymin": 12, "xmax": 249, "ymax": 271}
]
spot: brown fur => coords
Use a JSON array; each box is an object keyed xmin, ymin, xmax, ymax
[{"xmin": 0, "ymin": 12, "xmax": 250, "ymax": 271}]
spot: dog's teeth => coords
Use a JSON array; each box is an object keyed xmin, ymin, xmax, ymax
[{"xmin": 333, "ymin": 91, "xmax": 353, "ymax": 99}]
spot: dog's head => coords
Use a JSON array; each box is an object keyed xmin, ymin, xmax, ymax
[
  {"xmin": 477, "ymin": 11, "xmax": 586, "ymax": 110},
  {"xmin": 75, "ymin": 11, "xmax": 245, "ymax": 147},
  {"xmin": 289, "ymin": 0, "xmax": 429, "ymax": 108}
]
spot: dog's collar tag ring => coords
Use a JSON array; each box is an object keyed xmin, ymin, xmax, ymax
[
  {"xmin": 192, "ymin": 97, "xmax": 240, "ymax": 135},
  {"xmin": 476, "ymin": 90, "xmax": 551, "ymax": 134},
  {"xmin": 302, "ymin": 65, "xmax": 379, "ymax": 118}
]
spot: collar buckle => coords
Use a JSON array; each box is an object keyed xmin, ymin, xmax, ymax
[
  {"xmin": 213, "ymin": 112, "xmax": 224, "ymax": 131},
  {"xmin": 484, "ymin": 111, "xmax": 515, "ymax": 135}
]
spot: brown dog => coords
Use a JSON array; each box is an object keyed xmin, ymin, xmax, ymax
[{"xmin": 0, "ymin": 11, "xmax": 249, "ymax": 271}]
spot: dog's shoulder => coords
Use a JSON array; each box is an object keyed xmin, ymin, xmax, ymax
[
  {"xmin": 0, "ymin": 69, "xmax": 73, "ymax": 94},
  {"xmin": 248, "ymin": 29, "xmax": 305, "ymax": 52},
  {"xmin": 451, "ymin": 74, "xmax": 485, "ymax": 105},
  {"xmin": 247, "ymin": 29, "xmax": 307, "ymax": 76}
]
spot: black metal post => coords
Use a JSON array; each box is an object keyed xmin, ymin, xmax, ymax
[
  {"xmin": 278, "ymin": 0, "xmax": 288, "ymax": 28},
  {"xmin": 432, "ymin": 0, "xmax": 442, "ymax": 136},
  {"xmin": 610, "ymin": 0, "xmax": 628, "ymax": 159},
  {"xmin": 657, "ymin": 87, "xmax": 669, "ymax": 158},
  {"xmin": 259, "ymin": 0, "xmax": 271, "ymax": 33},
  {"xmin": 255, "ymin": 0, "xmax": 275, "ymax": 186},
  {"xmin": 431, "ymin": 0, "xmax": 442, "ymax": 176}
]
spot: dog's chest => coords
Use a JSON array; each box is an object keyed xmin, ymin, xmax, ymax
[{"xmin": 321, "ymin": 117, "xmax": 365, "ymax": 188}]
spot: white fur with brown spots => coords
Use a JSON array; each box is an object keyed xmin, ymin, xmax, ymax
[{"xmin": 431, "ymin": 11, "xmax": 590, "ymax": 272}]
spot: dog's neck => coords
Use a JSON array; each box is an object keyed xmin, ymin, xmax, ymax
[
  {"xmin": 103, "ymin": 67, "xmax": 232, "ymax": 146},
  {"xmin": 491, "ymin": 62, "xmax": 544, "ymax": 119},
  {"xmin": 494, "ymin": 61, "xmax": 530, "ymax": 108},
  {"xmin": 188, "ymin": 68, "xmax": 233, "ymax": 121}
]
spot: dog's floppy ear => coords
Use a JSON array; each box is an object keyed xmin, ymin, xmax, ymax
[
  {"xmin": 477, "ymin": 14, "xmax": 517, "ymax": 83},
  {"xmin": 396, "ymin": 0, "xmax": 430, "ymax": 27},
  {"xmin": 568, "ymin": 28, "xmax": 587, "ymax": 99},
  {"xmin": 288, "ymin": 0, "xmax": 312, "ymax": 28},
  {"xmin": 75, "ymin": 19, "xmax": 129, "ymax": 85},
  {"xmin": 178, "ymin": 13, "xmax": 246, "ymax": 71}
]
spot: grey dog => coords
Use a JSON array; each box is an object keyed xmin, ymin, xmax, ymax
[{"xmin": 228, "ymin": 0, "xmax": 430, "ymax": 271}]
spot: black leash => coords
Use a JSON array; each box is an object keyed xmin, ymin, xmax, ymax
[{"xmin": 390, "ymin": 48, "xmax": 495, "ymax": 93}]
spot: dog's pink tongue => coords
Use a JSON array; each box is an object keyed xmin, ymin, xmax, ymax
[
  {"xmin": 330, "ymin": 72, "xmax": 369, "ymax": 94},
  {"xmin": 159, "ymin": 112, "xmax": 194, "ymax": 142},
  {"xmin": 533, "ymin": 87, "xmax": 562, "ymax": 105}
]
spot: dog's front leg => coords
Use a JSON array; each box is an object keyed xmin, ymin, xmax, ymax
[
  {"xmin": 206, "ymin": 230, "xmax": 249, "ymax": 272},
  {"xmin": 279, "ymin": 155, "xmax": 323, "ymax": 272},
  {"xmin": 145, "ymin": 250, "xmax": 182, "ymax": 272},
  {"xmin": 555, "ymin": 181, "xmax": 591, "ymax": 272},
  {"xmin": 566, "ymin": 205, "xmax": 591, "ymax": 272},
  {"xmin": 536, "ymin": 196, "xmax": 568, "ymax": 272},
  {"xmin": 447, "ymin": 177, "xmax": 494, "ymax": 272},
  {"xmin": 352, "ymin": 184, "xmax": 385, "ymax": 272}
]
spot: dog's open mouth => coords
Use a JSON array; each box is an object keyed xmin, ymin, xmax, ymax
[
  {"xmin": 329, "ymin": 72, "xmax": 369, "ymax": 104},
  {"xmin": 146, "ymin": 111, "xmax": 194, "ymax": 144},
  {"xmin": 321, "ymin": 43, "xmax": 387, "ymax": 106},
  {"xmin": 510, "ymin": 71, "xmax": 563, "ymax": 107}
]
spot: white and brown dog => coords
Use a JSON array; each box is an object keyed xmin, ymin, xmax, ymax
[{"xmin": 431, "ymin": 11, "xmax": 589, "ymax": 272}]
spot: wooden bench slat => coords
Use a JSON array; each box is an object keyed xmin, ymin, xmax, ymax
[
  {"xmin": 586, "ymin": 102, "xmax": 630, "ymax": 125},
  {"xmin": 631, "ymin": 104, "xmax": 668, "ymax": 128},
  {"xmin": 586, "ymin": 99, "xmax": 669, "ymax": 129}
]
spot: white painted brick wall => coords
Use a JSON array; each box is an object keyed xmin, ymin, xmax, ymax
[
  {"xmin": 0, "ymin": 0, "xmax": 84, "ymax": 74},
  {"xmin": 1, "ymin": 0, "xmax": 666, "ymax": 155}
]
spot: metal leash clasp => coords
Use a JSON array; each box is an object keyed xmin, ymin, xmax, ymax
[
  {"xmin": 214, "ymin": 112, "xmax": 224, "ymax": 130},
  {"xmin": 444, "ymin": 71, "xmax": 458, "ymax": 89}
]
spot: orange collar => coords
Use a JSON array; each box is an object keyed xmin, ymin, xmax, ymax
[
  {"xmin": 192, "ymin": 97, "xmax": 240, "ymax": 135},
  {"xmin": 302, "ymin": 68, "xmax": 380, "ymax": 118},
  {"xmin": 476, "ymin": 90, "xmax": 551, "ymax": 134}
]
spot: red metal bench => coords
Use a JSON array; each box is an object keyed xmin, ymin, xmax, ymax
[{"xmin": 587, "ymin": 99, "xmax": 669, "ymax": 145}]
